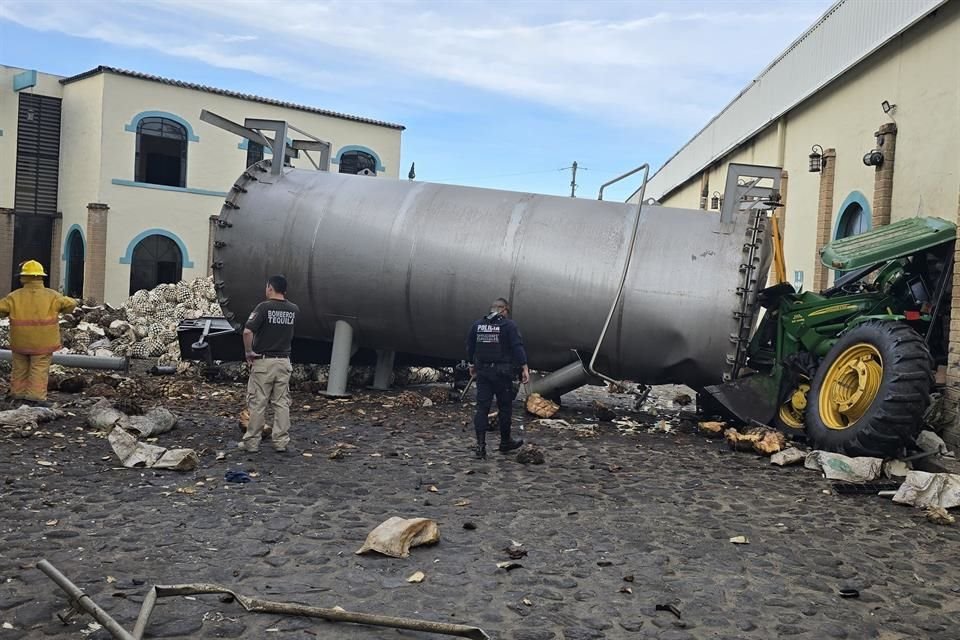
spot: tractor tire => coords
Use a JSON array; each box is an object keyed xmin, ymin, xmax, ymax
[{"xmin": 805, "ymin": 321, "xmax": 933, "ymax": 458}]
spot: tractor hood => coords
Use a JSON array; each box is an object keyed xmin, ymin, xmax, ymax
[{"xmin": 820, "ymin": 216, "xmax": 957, "ymax": 271}]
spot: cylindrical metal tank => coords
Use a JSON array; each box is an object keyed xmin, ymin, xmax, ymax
[{"xmin": 212, "ymin": 165, "xmax": 771, "ymax": 388}]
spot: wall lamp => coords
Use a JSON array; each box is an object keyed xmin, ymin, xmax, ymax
[
  {"xmin": 808, "ymin": 144, "xmax": 824, "ymax": 173},
  {"xmin": 710, "ymin": 191, "xmax": 723, "ymax": 210},
  {"xmin": 863, "ymin": 150, "xmax": 884, "ymax": 167},
  {"xmin": 881, "ymin": 99, "xmax": 896, "ymax": 114}
]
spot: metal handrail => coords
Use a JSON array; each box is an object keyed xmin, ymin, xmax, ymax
[
  {"xmin": 597, "ymin": 164, "xmax": 649, "ymax": 201},
  {"xmin": 587, "ymin": 163, "xmax": 650, "ymax": 385}
]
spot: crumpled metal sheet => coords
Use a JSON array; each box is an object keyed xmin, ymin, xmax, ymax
[{"xmin": 893, "ymin": 471, "xmax": 960, "ymax": 509}]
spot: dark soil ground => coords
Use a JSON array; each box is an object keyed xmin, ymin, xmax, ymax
[{"xmin": 2, "ymin": 379, "xmax": 959, "ymax": 640}]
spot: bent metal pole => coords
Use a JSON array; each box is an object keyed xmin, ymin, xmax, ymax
[{"xmin": 38, "ymin": 559, "xmax": 490, "ymax": 640}]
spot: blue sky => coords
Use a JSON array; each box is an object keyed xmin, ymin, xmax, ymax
[{"xmin": 0, "ymin": 0, "xmax": 833, "ymax": 200}]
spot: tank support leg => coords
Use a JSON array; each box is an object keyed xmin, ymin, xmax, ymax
[
  {"xmin": 323, "ymin": 320, "xmax": 354, "ymax": 398},
  {"xmin": 370, "ymin": 350, "xmax": 395, "ymax": 391}
]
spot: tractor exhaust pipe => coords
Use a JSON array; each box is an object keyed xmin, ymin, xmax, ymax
[{"xmin": 0, "ymin": 350, "xmax": 130, "ymax": 373}]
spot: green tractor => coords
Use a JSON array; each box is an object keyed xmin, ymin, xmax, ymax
[{"xmin": 707, "ymin": 216, "xmax": 955, "ymax": 458}]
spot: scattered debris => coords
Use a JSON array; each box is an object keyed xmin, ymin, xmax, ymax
[
  {"xmin": 619, "ymin": 586, "xmax": 633, "ymax": 594},
  {"xmin": 673, "ymin": 393, "xmax": 693, "ymax": 407},
  {"xmin": 0, "ymin": 405, "xmax": 64, "ymax": 427},
  {"xmin": 89, "ymin": 400, "xmax": 197, "ymax": 471},
  {"xmin": 924, "ymin": 506, "xmax": 955, "ymax": 526},
  {"xmin": 893, "ymin": 471, "xmax": 960, "ymax": 509},
  {"xmin": 355, "ymin": 517, "xmax": 440, "ymax": 558},
  {"xmin": 496, "ymin": 561, "xmax": 523, "ymax": 571},
  {"xmin": 525, "ymin": 393, "xmax": 559, "ymax": 419},
  {"xmin": 724, "ymin": 426, "xmax": 786, "ymax": 455},
  {"xmin": 516, "ymin": 444, "xmax": 545, "ymax": 465},
  {"xmin": 838, "ymin": 588, "xmax": 860, "ymax": 599},
  {"xmin": 916, "ymin": 430, "xmax": 950, "ymax": 455},
  {"xmin": 532, "ymin": 418, "xmax": 596, "ymax": 436},
  {"xmin": 655, "ymin": 604, "xmax": 682, "ymax": 619},
  {"xmin": 522, "ymin": 598, "xmax": 533, "ymax": 606},
  {"xmin": 729, "ymin": 536, "xmax": 750, "ymax": 545},
  {"xmin": 698, "ymin": 421, "xmax": 725, "ymax": 438},
  {"xmin": 454, "ymin": 499, "xmax": 471, "ymax": 507},
  {"xmin": 37, "ymin": 559, "xmax": 490, "ymax": 640},
  {"xmin": 406, "ymin": 571, "xmax": 426, "ymax": 584},
  {"xmin": 225, "ymin": 470, "xmax": 253, "ymax": 484},
  {"xmin": 770, "ymin": 447, "xmax": 806, "ymax": 466},
  {"xmin": 593, "ymin": 401, "xmax": 616, "ymax": 422},
  {"xmin": 504, "ymin": 543, "xmax": 527, "ymax": 560},
  {"xmin": 463, "ymin": 522, "xmax": 477, "ymax": 531},
  {"xmin": 883, "ymin": 459, "xmax": 912, "ymax": 478},
  {"xmin": 805, "ymin": 451, "xmax": 883, "ymax": 483}
]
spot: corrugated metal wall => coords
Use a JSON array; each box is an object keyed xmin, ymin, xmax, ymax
[{"xmin": 646, "ymin": 0, "xmax": 947, "ymax": 200}]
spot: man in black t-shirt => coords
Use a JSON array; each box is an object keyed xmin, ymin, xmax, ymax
[{"xmin": 238, "ymin": 275, "xmax": 299, "ymax": 453}]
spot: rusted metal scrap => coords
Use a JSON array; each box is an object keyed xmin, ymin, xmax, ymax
[{"xmin": 38, "ymin": 559, "xmax": 489, "ymax": 640}]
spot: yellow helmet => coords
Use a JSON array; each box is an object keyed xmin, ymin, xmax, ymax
[{"xmin": 19, "ymin": 260, "xmax": 47, "ymax": 277}]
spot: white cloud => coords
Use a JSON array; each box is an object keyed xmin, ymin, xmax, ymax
[{"xmin": 0, "ymin": 0, "xmax": 830, "ymax": 131}]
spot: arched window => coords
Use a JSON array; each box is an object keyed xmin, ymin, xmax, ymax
[
  {"xmin": 129, "ymin": 234, "xmax": 183, "ymax": 294},
  {"xmin": 338, "ymin": 149, "xmax": 377, "ymax": 175},
  {"xmin": 135, "ymin": 117, "xmax": 187, "ymax": 187},
  {"xmin": 836, "ymin": 202, "xmax": 869, "ymax": 239},
  {"xmin": 65, "ymin": 229, "xmax": 85, "ymax": 298}
]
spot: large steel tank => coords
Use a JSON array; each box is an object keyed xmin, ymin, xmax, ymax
[{"xmin": 212, "ymin": 165, "xmax": 771, "ymax": 388}]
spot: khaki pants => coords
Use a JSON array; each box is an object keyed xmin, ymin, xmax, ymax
[
  {"xmin": 242, "ymin": 358, "xmax": 292, "ymax": 450},
  {"xmin": 11, "ymin": 353, "xmax": 52, "ymax": 401}
]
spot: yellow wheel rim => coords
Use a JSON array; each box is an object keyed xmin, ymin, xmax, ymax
[
  {"xmin": 778, "ymin": 382, "xmax": 809, "ymax": 429},
  {"xmin": 818, "ymin": 344, "xmax": 883, "ymax": 430}
]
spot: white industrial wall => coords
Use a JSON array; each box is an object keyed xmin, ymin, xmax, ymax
[{"xmin": 658, "ymin": 1, "xmax": 960, "ymax": 293}]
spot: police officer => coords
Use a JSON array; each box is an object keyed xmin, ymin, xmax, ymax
[{"xmin": 466, "ymin": 297, "xmax": 530, "ymax": 459}]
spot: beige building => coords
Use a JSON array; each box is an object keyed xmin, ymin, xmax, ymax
[
  {"xmin": 0, "ymin": 64, "xmax": 404, "ymax": 304},
  {"xmin": 646, "ymin": 0, "xmax": 960, "ymax": 444}
]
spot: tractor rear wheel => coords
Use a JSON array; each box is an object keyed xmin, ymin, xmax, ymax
[{"xmin": 805, "ymin": 321, "xmax": 933, "ymax": 458}]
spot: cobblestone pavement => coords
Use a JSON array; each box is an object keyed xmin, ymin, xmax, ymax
[{"xmin": 2, "ymin": 382, "xmax": 959, "ymax": 640}]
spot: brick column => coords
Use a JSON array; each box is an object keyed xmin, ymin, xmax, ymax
[
  {"xmin": 48, "ymin": 215, "xmax": 63, "ymax": 291},
  {"xmin": 943, "ymin": 185, "xmax": 960, "ymax": 449},
  {"xmin": 83, "ymin": 203, "xmax": 109, "ymax": 303},
  {"xmin": 812, "ymin": 149, "xmax": 836, "ymax": 292},
  {"xmin": 0, "ymin": 208, "xmax": 14, "ymax": 297},
  {"xmin": 871, "ymin": 122, "xmax": 897, "ymax": 228}
]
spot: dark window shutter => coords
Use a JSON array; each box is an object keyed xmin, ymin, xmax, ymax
[{"xmin": 14, "ymin": 94, "xmax": 61, "ymax": 215}]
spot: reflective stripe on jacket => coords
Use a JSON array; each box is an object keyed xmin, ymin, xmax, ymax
[{"xmin": 0, "ymin": 280, "xmax": 76, "ymax": 355}]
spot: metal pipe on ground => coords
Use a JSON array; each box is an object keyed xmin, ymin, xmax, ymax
[
  {"xmin": 38, "ymin": 559, "xmax": 489, "ymax": 640},
  {"xmin": 527, "ymin": 361, "xmax": 597, "ymax": 400},
  {"xmin": 0, "ymin": 350, "xmax": 129, "ymax": 373},
  {"xmin": 36, "ymin": 560, "xmax": 135, "ymax": 640}
]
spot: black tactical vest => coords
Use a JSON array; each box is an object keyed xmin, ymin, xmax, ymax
[{"xmin": 474, "ymin": 318, "xmax": 511, "ymax": 364}]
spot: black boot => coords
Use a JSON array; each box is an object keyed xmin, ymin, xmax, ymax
[
  {"xmin": 499, "ymin": 438, "xmax": 523, "ymax": 453},
  {"xmin": 475, "ymin": 442, "xmax": 487, "ymax": 459}
]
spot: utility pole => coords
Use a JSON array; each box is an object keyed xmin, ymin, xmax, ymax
[{"xmin": 569, "ymin": 161, "xmax": 578, "ymax": 197}]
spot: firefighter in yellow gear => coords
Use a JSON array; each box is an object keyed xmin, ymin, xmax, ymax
[{"xmin": 0, "ymin": 261, "xmax": 78, "ymax": 405}]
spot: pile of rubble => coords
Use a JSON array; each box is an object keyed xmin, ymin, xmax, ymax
[{"xmin": 0, "ymin": 277, "xmax": 221, "ymax": 365}]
